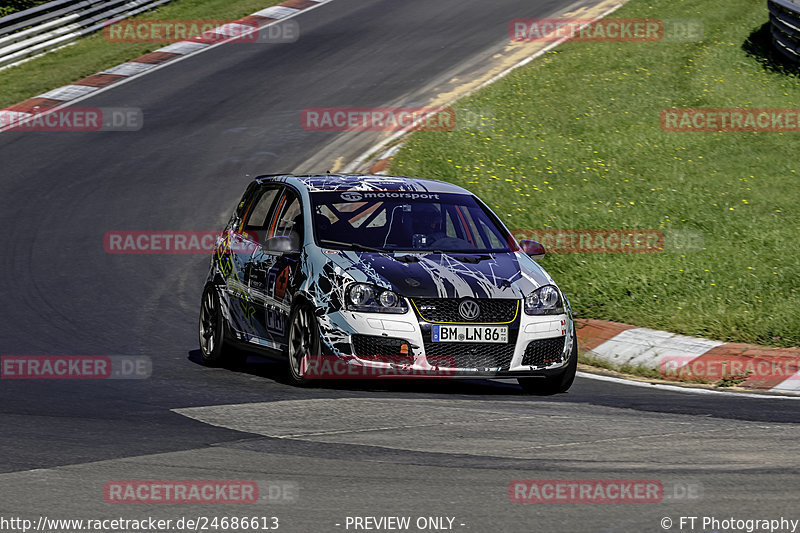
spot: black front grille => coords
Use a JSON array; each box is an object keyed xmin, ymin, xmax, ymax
[
  {"xmin": 423, "ymin": 342, "xmax": 515, "ymax": 370},
  {"xmin": 413, "ymin": 298, "xmax": 518, "ymax": 323},
  {"xmin": 522, "ymin": 336, "xmax": 566, "ymax": 368},
  {"xmin": 352, "ymin": 335, "xmax": 413, "ymax": 364}
]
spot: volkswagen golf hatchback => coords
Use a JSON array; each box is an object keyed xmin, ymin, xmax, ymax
[{"xmin": 199, "ymin": 174, "xmax": 577, "ymax": 394}]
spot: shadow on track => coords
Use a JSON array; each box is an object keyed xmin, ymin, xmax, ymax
[
  {"xmin": 187, "ymin": 349, "xmax": 526, "ymax": 396},
  {"xmin": 187, "ymin": 351, "xmax": 800, "ymax": 423}
]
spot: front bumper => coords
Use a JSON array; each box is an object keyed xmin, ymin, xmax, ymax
[{"xmin": 322, "ymin": 303, "xmax": 574, "ymax": 378}]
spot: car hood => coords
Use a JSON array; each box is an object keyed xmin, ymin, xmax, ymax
[{"xmin": 321, "ymin": 250, "xmax": 555, "ymax": 299}]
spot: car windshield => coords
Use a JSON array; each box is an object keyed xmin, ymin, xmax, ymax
[{"xmin": 310, "ymin": 191, "xmax": 515, "ymax": 253}]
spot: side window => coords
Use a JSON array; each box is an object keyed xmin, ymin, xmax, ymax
[
  {"xmin": 445, "ymin": 209, "xmax": 456, "ymax": 237},
  {"xmin": 270, "ymin": 190, "xmax": 304, "ymax": 248},
  {"xmin": 244, "ymin": 187, "xmax": 280, "ymax": 231},
  {"xmin": 445, "ymin": 205, "xmax": 473, "ymax": 243},
  {"xmin": 477, "ymin": 218, "xmax": 504, "ymax": 249},
  {"xmin": 444, "ymin": 207, "xmax": 465, "ymax": 240}
]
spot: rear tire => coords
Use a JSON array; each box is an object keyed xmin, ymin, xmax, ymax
[
  {"xmin": 518, "ymin": 334, "xmax": 578, "ymax": 395},
  {"xmin": 287, "ymin": 301, "xmax": 321, "ymax": 387},
  {"xmin": 199, "ymin": 285, "xmax": 245, "ymax": 368}
]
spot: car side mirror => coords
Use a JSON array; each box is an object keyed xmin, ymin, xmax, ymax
[
  {"xmin": 263, "ymin": 235, "xmax": 295, "ymax": 253},
  {"xmin": 520, "ymin": 239, "xmax": 546, "ymax": 260}
]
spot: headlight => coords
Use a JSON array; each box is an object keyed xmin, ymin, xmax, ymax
[
  {"xmin": 346, "ymin": 283, "xmax": 408, "ymax": 314},
  {"xmin": 524, "ymin": 285, "xmax": 564, "ymax": 315},
  {"xmin": 349, "ymin": 284, "xmax": 374, "ymax": 306}
]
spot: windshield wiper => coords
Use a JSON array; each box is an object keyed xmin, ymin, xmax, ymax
[{"xmin": 318, "ymin": 240, "xmax": 385, "ymax": 252}]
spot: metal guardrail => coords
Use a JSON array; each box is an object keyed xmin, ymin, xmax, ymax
[
  {"xmin": 768, "ymin": 0, "xmax": 800, "ymax": 62},
  {"xmin": 0, "ymin": 0, "xmax": 174, "ymax": 70}
]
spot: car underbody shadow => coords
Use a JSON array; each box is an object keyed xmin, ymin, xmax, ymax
[{"xmin": 186, "ymin": 349, "xmax": 543, "ymax": 396}]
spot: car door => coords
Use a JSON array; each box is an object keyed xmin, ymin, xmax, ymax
[
  {"xmin": 222, "ymin": 184, "xmax": 281, "ymax": 339},
  {"xmin": 246, "ymin": 186, "xmax": 304, "ymax": 349}
]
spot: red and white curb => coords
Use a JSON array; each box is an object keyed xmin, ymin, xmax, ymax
[
  {"xmin": 0, "ymin": 0, "xmax": 334, "ymax": 132},
  {"xmin": 577, "ymin": 319, "xmax": 800, "ymax": 395},
  {"xmin": 367, "ymin": 144, "xmax": 403, "ymax": 174}
]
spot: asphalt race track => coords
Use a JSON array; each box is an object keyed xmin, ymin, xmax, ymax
[{"xmin": 1, "ymin": 0, "xmax": 799, "ymax": 531}]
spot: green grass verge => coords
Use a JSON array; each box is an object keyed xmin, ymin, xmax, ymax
[
  {"xmin": 391, "ymin": 0, "xmax": 800, "ymax": 347},
  {"xmin": 0, "ymin": 0, "xmax": 283, "ymax": 109},
  {"xmin": 578, "ymin": 352, "xmax": 664, "ymax": 382},
  {"xmin": 577, "ymin": 351, "xmax": 758, "ymax": 388}
]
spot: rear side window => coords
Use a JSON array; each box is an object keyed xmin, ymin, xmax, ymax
[{"xmin": 244, "ymin": 188, "xmax": 280, "ymax": 230}]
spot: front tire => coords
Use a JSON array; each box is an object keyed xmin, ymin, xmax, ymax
[
  {"xmin": 518, "ymin": 334, "xmax": 578, "ymax": 395},
  {"xmin": 199, "ymin": 285, "xmax": 244, "ymax": 368},
  {"xmin": 287, "ymin": 301, "xmax": 321, "ymax": 386}
]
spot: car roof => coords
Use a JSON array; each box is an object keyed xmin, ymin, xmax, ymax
[{"xmin": 254, "ymin": 173, "xmax": 473, "ymax": 195}]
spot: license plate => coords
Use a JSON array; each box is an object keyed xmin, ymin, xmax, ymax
[{"xmin": 431, "ymin": 325, "xmax": 508, "ymax": 343}]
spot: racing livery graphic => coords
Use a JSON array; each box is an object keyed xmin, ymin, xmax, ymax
[{"xmin": 199, "ymin": 174, "xmax": 576, "ymax": 394}]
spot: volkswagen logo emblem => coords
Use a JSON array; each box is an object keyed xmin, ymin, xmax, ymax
[{"xmin": 458, "ymin": 299, "xmax": 480, "ymax": 320}]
